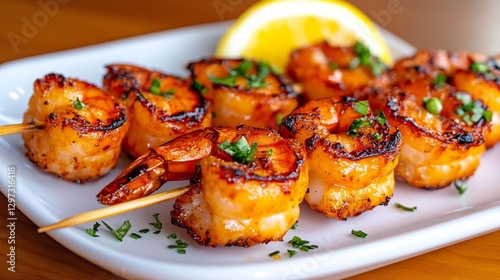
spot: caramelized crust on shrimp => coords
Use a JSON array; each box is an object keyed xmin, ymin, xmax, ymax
[
  {"xmin": 187, "ymin": 58, "xmax": 298, "ymax": 130},
  {"xmin": 392, "ymin": 49, "xmax": 500, "ymax": 147},
  {"xmin": 367, "ymin": 72, "xmax": 489, "ymax": 188},
  {"xmin": 287, "ymin": 41, "xmax": 390, "ymax": 101},
  {"xmin": 22, "ymin": 73, "xmax": 129, "ymax": 182},
  {"xmin": 279, "ymin": 96, "xmax": 401, "ymax": 220},
  {"xmin": 103, "ymin": 64, "xmax": 212, "ymax": 158},
  {"xmin": 97, "ymin": 125, "xmax": 308, "ymax": 247}
]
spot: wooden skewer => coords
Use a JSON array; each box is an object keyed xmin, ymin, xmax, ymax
[
  {"xmin": 38, "ymin": 186, "xmax": 190, "ymax": 233},
  {"xmin": 0, "ymin": 122, "xmax": 44, "ymax": 136}
]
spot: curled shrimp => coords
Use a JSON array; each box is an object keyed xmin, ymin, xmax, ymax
[
  {"xmin": 367, "ymin": 70, "xmax": 489, "ymax": 189},
  {"xmin": 287, "ymin": 41, "xmax": 390, "ymax": 101},
  {"xmin": 392, "ymin": 49, "xmax": 500, "ymax": 148},
  {"xmin": 103, "ymin": 64, "xmax": 212, "ymax": 158},
  {"xmin": 279, "ymin": 96, "xmax": 401, "ymax": 220},
  {"xmin": 187, "ymin": 58, "xmax": 298, "ymax": 130},
  {"xmin": 22, "ymin": 73, "xmax": 129, "ymax": 182},
  {"xmin": 97, "ymin": 125, "xmax": 308, "ymax": 247}
]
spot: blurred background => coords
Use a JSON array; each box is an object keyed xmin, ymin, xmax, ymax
[{"xmin": 2, "ymin": 0, "xmax": 500, "ymax": 64}]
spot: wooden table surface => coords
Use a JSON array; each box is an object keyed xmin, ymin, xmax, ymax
[{"xmin": 1, "ymin": 0, "xmax": 499, "ymax": 279}]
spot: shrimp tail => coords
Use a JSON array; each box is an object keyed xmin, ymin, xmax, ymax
[{"xmin": 97, "ymin": 151, "xmax": 170, "ymax": 205}]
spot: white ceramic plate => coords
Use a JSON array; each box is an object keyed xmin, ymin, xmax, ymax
[{"xmin": 1, "ymin": 21, "xmax": 499, "ymax": 280}]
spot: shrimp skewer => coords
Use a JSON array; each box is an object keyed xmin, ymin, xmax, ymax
[
  {"xmin": 97, "ymin": 125, "xmax": 308, "ymax": 247},
  {"xmin": 22, "ymin": 73, "xmax": 129, "ymax": 183},
  {"xmin": 103, "ymin": 64, "xmax": 212, "ymax": 158},
  {"xmin": 279, "ymin": 96, "xmax": 401, "ymax": 220},
  {"xmin": 187, "ymin": 58, "xmax": 298, "ymax": 130}
]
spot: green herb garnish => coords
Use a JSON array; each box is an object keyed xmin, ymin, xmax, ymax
[
  {"xmin": 432, "ymin": 73, "xmax": 448, "ymax": 88},
  {"xmin": 454, "ymin": 180, "xmax": 467, "ymax": 195},
  {"xmin": 470, "ymin": 62, "xmax": 489, "ymax": 74},
  {"xmin": 376, "ymin": 110, "xmax": 387, "ymax": 125},
  {"xmin": 138, "ymin": 229, "xmax": 150, "ymax": 234},
  {"xmin": 353, "ymin": 41, "xmax": 385, "ymax": 76},
  {"xmin": 346, "ymin": 117, "xmax": 372, "ymax": 137},
  {"xmin": 351, "ymin": 229, "xmax": 368, "ymax": 238},
  {"xmin": 167, "ymin": 233, "xmax": 177, "ymax": 239},
  {"xmin": 149, "ymin": 78, "xmax": 176, "ymax": 97},
  {"xmin": 149, "ymin": 213, "xmax": 162, "ymax": 230},
  {"xmin": 395, "ymin": 202, "xmax": 417, "ymax": 212},
  {"xmin": 153, "ymin": 230, "xmax": 161, "ymax": 235},
  {"xmin": 287, "ymin": 249, "xmax": 297, "ymax": 257},
  {"xmin": 354, "ymin": 100, "xmax": 369, "ymax": 116},
  {"xmin": 288, "ymin": 236, "xmax": 319, "ymax": 252},
  {"xmin": 130, "ymin": 233, "xmax": 142, "ymax": 239},
  {"xmin": 218, "ymin": 136, "xmax": 258, "ymax": 164},
  {"xmin": 328, "ymin": 62, "xmax": 339, "ymax": 70},
  {"xmin": 268, "ymin": 250, "xmax": 280, "ymax": 257},
  {"xmin": 192, "ymin": 79, "xmax": 207, "ymax": 95},
  {"xmin": 86, "ymin": 222, "xmax": 101, "ymax": 237},
  {"xmin": 208, "ymin": 75, "xmax": 238, "ymax": 87},
  {"xmin": 372, "ymin": 132, "xmax": 382, "ymax": 141},
  {"xmin": 101, "ymin": 220, "xmax": 132, "ymax": 241},
  {"xmin": 275, "ymin": 113, "xmax": 284, "ymax": 126},
  {"xmin": 290, "ymin": 221, "xmax": 298, "ymax": 230},
  {"xmin": 455, "ymin": 92, "xmax": 492, "ymax": 125},
  {"xmin": 72, "ymin": 97, "xmax": 86, "ymax": 110},
  {"xmin": 168, "ymin": 239, "xmax": 189, "ymax": 254},
  {"xmin": 423, "ymin": 97, "xmax": 443, "ymax": 115}
]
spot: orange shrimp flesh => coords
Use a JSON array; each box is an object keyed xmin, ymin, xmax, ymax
[
  {"xmin": 22, "ymin": 73, "xmax": 129, "ymax": 183},
  {"xmin": 103, "ymin": 64, "xmax": 212, "ymax": 158},
  {"xmin": 367, "ymin": 70, "xmax": 489, "ymax": 189},
  {"xmin": 392, "ymin": 49, "xmax": 500, "ymax": 148},
  {"xmin": 97, "ymin": 125, "xmax": 308, "ymax": 247},
  {"xmin": 187, "ymin": 58, "xmax": 298, "ymax": 130},
  {"xmin": 279, "ymin": 96, "xmax": 401, "ymax": 220},
  {"xmin": 287, "ymin": 41, "xmax": 390, "ymax": 101}
]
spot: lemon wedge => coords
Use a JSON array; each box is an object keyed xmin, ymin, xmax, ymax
[{"xmin": 216, "ymin": 0, "xmax": 392, "ymax": 71}]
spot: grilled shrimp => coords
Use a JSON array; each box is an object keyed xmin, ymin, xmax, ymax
[
  {"xmin": 187, "ymin": 58, "xmax": 298, "ymax": 130},
  {"xmin": 22, "ymin": 73, "xmax": 129, "ymax": 183},
  {"xmin": 279, "ymin": 96, "xmax": 401, "ymax": 220},
  {"xmin": 287, "ymin": 41, "xmax": 390, "ymax": 101},
  {"xmin": 367, "ymin": 70, "xmax": 489, "ymax": 189},
  {"xmin": 103, "ymin": 64, "xmax": 212, "ymax": 158},
  {"xmin": 393, "ymin": 49, "xmax": 500, "ymax": 147},
  {"xmin": 97, "ymin": 125, "xmax": 308, "ymax": 247}
]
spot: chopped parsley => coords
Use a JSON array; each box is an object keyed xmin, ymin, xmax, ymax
[
  {"xmin": 354, "ymin": 100, "xmax": 369, "ymax": 116},
  {"xmin": 268, "ymin": 250, "xmax": 280, "ymax": 257},
  {"xmin": 351, "ymin": 229, "xmax": 368, "ymax": 238},
  {"xmin": 72, "ymin": 97, "xmax": 86, "ymax": 110},
  {"xmin": 346, "ymin": 117, "xmax": 372, "ymax": 137},
  {"xmin": 432, "ymin": 73, "xmax": 448, "ymax": 88},
  {"xmin": 454, "ymin": 92, "xmax": 492, "ymax": 125},
  {"xmin": 192, "ymin": 79, "xmax": 207, "ymax": 95},
  {"xmin": 470, "ymin": 62, "xmax": 489, "ymax": 74},
  {"xmin": 209, "ymin": 60, "xmax": 274, "ymax": 89},
  {"xmin": 454, "ymin": 180, "xmax": 467, "ymax": 195},
  {"xmin": 101, "ymin": 220, "xmax": 132, "ymax": 241},
  {"xmin": 149, "ymin": 78, "xmax": 176, "ymax": 98},
  {"xmin": 352, "ymin": 41, "xmax": 385, "ymax": 76},
  {"xmin": 423, "ymin": 97, "xmax": 443, "ymax": 115},
  {"xmin": 86, "ymin": 222, "xmax": 101, "ymax": 237},
  {"xmin": 372, "ymin": 132, "xmax": 382, "ymax": 141},
  {"xmin": 395, "ymin": 202, "xmax": 417, "ymax": 212},
  {"xmin": 288, "ymin": 236, "xmax": 319, "ymax": 252},
  {"xmin": 275, "ymin": 113, "xmax": 284, "ymax": 126},
  {"xmin": 375, "ymin": 110, "xmax": 388, "ymax": 125},
  {"xmin": 290, "ymin": 221, "xmax": 298, "ymax": 230},
  {"xmin": 149, "ymin": 213, "xmax": 162, "ymax": 230},
  {"xmin": 287, "ymin": 249, "xmax": 297, "ymax": 257},
  {"xmin": 168, "ymin": 239, "xmax": 189, "ymax": 254},
  {"xmin": 218, "ymin": 136, "xmax": 258, "ymax": 164},
  {"xmin": 139, "ymin": 229, "xmax": 150, "ymax": 234},
  {"xmin": 167, "ymin": 233, "xmax": 177, "ymax": 239},
  {"xmin": 130, "ymin": 233, "xmax": 142, "ymax": 239}
]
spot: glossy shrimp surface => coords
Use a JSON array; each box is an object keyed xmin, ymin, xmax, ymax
[
  {"xmin": 287, "ymin": 41, "xmax": 390, "ymax": 101},
  {"xmin": 22, "ymin": 73, "xmax": 129, "ymax": 182},
  {"xmin": 279, "ymin": 96, "xmax": 401, "ymax": 220},
  {"xmin": 393, "ymin": 49, "xmax": 500, "ymax": 147},
  {"xmin": 187, "ymin": 58, "xmax": 298, "ymax": 130},
  {"xmin": 97, "ymin": 125, "xmax": 308, "ymax": 247},
  {"xmin": 367, "ymin": 70, "xmax": 489, "ymax": 189},
  {"xmin": 103, "ymin": 64, "xmax": 212, "ymax": 158}
]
